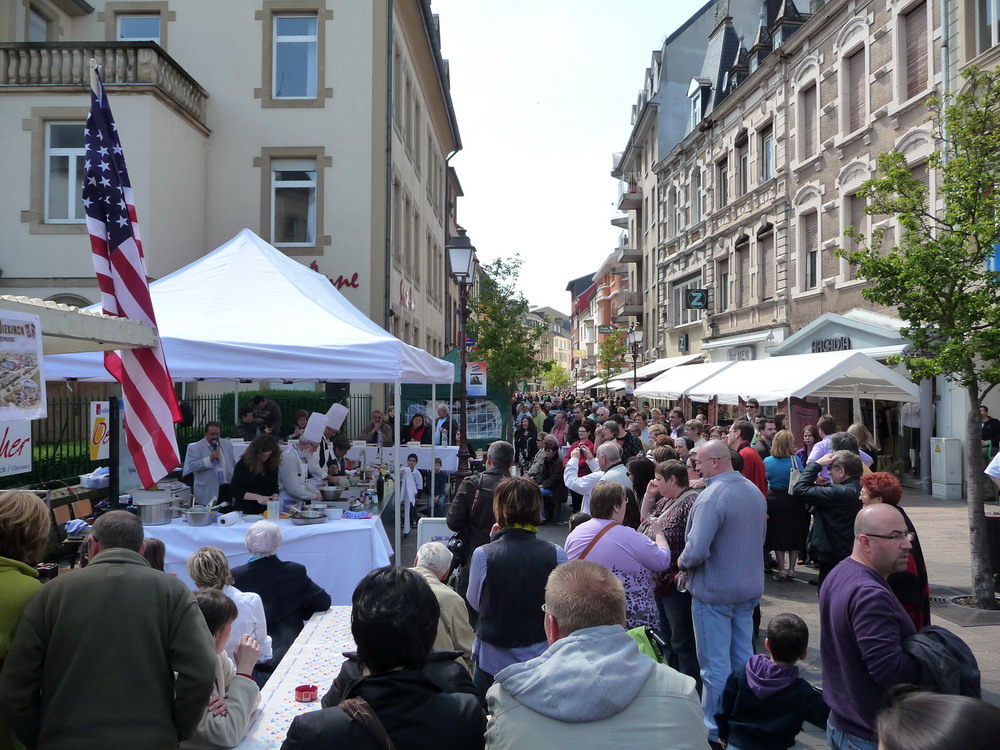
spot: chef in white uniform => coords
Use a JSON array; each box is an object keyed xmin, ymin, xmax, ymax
[
  {"xmin": 278, "ymin": 413, "xmax": 325, "ymax": 509},
  {"xmin": 307, "ymin": 403, "xmax": 350, "ymax": 482}
]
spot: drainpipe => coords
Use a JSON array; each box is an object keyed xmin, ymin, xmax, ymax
[
  {"xmin": 384, "ymin": 0, "xmax": 394, "ymax": 409},
  {"xmin": 940, "ymin": 0, "xmax": 950, "ymax": 166}
]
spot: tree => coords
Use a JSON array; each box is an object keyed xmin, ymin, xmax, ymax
[
  {"xmin": 467, "ymin": 256, "xmax": 542, "ymax": 399},
  {"xmin": 597, "ymin": 329, "xmax": 628, "ymax": 397},
  {"xmin": 842, "ymin": 66, "xmax": 1000, "ymax": 609},
  {"xmin": 539, "ymin": 360, "xmax": 571, "ymax": 391}
]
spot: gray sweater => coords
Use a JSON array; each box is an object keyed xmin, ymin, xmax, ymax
[{"xmin": 679, "ymin": 471, "xmax": 767, "ymax": 604}]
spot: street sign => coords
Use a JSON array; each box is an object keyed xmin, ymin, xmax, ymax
[
  {"xmin": 597, "ymin": 325, "xmax": 614, "ymax": 334},
  {"xmin": 684, "ymin": 289, "xmax": 709, "ymax": 309},
  {"xmin": 464, "ymin": 336, "xmax": 476, "ymax": 347}
]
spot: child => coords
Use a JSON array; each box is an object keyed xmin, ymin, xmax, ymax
[
  {"xmin": 405, "ymin": 453, "xmax": 423, "ymax": 528},
  {"xmin": 567, "ymin": 512, "xmax": 591, "ymax": 533},
  {"xmin": 716, "ymin": 613, "xmax": 828, "ymax": 750},
  {"xmin": 431, "ymin": 457, "xmax": 449, "ymax": 517}
]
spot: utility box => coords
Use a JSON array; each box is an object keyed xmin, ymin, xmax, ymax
[{"xmin": 931, "ymin": 437, "xmax": 964, "ymax": 500}]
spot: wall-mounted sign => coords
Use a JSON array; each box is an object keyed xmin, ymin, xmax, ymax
[
  {"xmin": 90, "ymin": 401, "xmax": 111, "ymax": 461},
  {"xmin": 811, "ymin": 336, "xmax": 851, "ymax": 353},
  {"xmin": 728, "ymin": 346, "xmax": 755, "ymax": 361},
  {"xmin": 309, "ymin": 261, "xmax": 361, "ymax": 291},
  {"xmin": 467, "ymin": 361, "xmax": 487, "ymax": 397},
  {"xmin": 685, "ymin": 289, "xmax": 709, "ymax": 309},
  {"xmin": 0, "ymin": 310, "xmax": 45, "ymax": 422},
  {"xmin": 597, "ymin": 325, "xmax": 614, "ymax": 334},
  {"xmin": 0, "ymin": 420, "xmax": 31, "ymax": 477}
]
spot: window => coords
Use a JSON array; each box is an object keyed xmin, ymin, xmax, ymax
[
  {"xmin": 717, "ymin": 259, "xmax": 730, "ymax": 311},
  {"xmin": 975, "ymin": 0, "xmax": 1000, "ymax": 56},
  {"xmin": 759, "ymin": 230, "xmax": 775, "ymax": 299},
  {"xmin": 759, "ymin": 126, "xmax": 773, "ymax": 182},
  {"xmin": 28, "ymin": 8, "xmax": 49, "ymax": 41},
  {"xmin": 672, "ymin": 274, "xmax": 703, "ymax": 327},
  {"xmin": 717, "ymin": 158, "xmax": 729, "ymax": 208},
  {"xmin": 910, "ymin": 162, "xmax": 930, "ymax": 213},
  {"xmin": 845, "ymin": 48, "xmax": 866, "ymax": 133},
  {"xmin": 117, "ymin": 15, "xmax": 160, "ymax": 42},
  {"xmin": 392, "ymin": 178, "xmax": 402, "ymax": 262},
  {"xmin": 845, "ymin": 192, "xmax": 866, "ymax": 253},
  {"xmin": 800, "ymin": 83, "xmax": 818, "ymax": 158},
  {"xmin": 689, "ymin": 92, "xmax": 701, "ymax": 132},
  {"xmin": 692, "ymin": 169, "xmax": 702, "ymax": 223},
  {"xmin": 272, "ymin": 158, "xmax": 316, "ymax": 246},
  {"xmin": 903, "ymin": 3, "xmax": 928, "ymax": 99},
  {"xmin": 737, "ymin": 239, "xmax": 752, "ymax": 307},
  {"xmin": 46, "ymin": 123, "xmax": 86, "ymax": 224},
  {"xmin": 802, "ymin": 211, "xmax": 819, "ymax": 289},
  {"xmin": 737, "ymin": 139, "xmax": 749, "ymax": 195},
  {"xmin": 273, "ymin": 15, "xmax": 317, "ymax": 98}
]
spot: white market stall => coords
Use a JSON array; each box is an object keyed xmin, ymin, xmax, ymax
[
  {"xmin": 634, "ymin": 360, "xmax": 737, "ymax": 401},
  {"xmin": 44, "ymin": 229, "xmax": 455, "ymax": 565}
]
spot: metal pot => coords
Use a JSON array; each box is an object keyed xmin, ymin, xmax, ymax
[
  {"xmin": 290, "ymin": 509, "xmax": 326, "ymax": 526},
  {"xmin": 320, "ymin": 486, "xmax": 342, "ymax": 502},
  {"xmin": 131, "ymin": 496, "xmax": 173, "ymax": 526},
  {"xmin": 175, "ymin": 506, "xmax": 216, "ymax": 527}
]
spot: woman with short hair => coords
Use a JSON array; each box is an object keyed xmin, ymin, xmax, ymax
[
  {"xmin": 566, "ymin": 481, "xmax": 671, "ymax": 631},
  {"xmin": 466, "ymin": 477, "xmax": 567, "ymax": 695}
]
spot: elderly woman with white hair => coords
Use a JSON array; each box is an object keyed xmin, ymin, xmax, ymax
[
  {"xmin": 413, "ymin": 542, "xmax": 476, "ymax": 672},
  {"xmin": 231, "ymin": 522, "xmax": 331, "ymax": 669},
  {"xmin": 434, "ymin": 404, "xmax": 458, "ymax": 446}
]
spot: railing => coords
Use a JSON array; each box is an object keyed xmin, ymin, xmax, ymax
[
  {"xmin": 0, "ymin": 42, "xmax": 208, "ymax": 127},
  {"xmin": 618, "ymin": 291, "xmax": 643, "ymax": 310},
  {"xmin": 617, "ymin": 172, "xmax": 642, "ymax": 200},
  {"xmin": 0, "ymin": 391, "xmax": 372, "ymax": 491}
]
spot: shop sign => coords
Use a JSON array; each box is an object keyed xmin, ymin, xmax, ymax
[
  {"xmin": 0, "ymin": 420, "xmax": 31, "ymax": 477},
  {"xmin": 0, "ymin": 310, "xmax": 46, "ymax": 422},
  {"xmin": 811, "ymin": 335, "xmax": 852, "ymax": 353},
  {"xmin": 308, "ymin": 261, "xmax": 361, "ymax": 290},
  {"xmin": 728, "ymin": 346, "xmax": 755, "ymax": 361},
  {"xmin": 90, "ymin": 401, "xmax": 111, "ymax": 461}
]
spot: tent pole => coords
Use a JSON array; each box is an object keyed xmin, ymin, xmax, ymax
[
  {"xmin": 234, "ymin": 380, "xmax": 239, "ymax": 426},
  {"xmin": 430, "ymin": 383, "xmax": 436, "ymax": 517},
  {"xmin": 394, "ymin": 382, "xmax": 402, "ymax": 568},
  {"xmin": 449, "ymin": 380, "xmax": 454, "ymax": 501}
]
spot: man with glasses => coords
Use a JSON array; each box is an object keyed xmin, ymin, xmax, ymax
[
  {"xmin": 792, "ymin": 450, "xmax": 864, "ymax": 591},
  {"xmin": 819, "ymin": 503, "xmax": 920, "ymax": 750},
  {"xmin": 677, "ymin": 440, "xmax": 767, "ymax": 746}
]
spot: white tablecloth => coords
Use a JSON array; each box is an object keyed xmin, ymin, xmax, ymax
[
  {"xmin": 344, "ymin": 444, "xmax": 459, "ymax": 471},
  {"xmin": 235, "ymin": 607, "xmax": 355, "ymax": 750},
  {"xmin": 153, "ymin": 517, "xmax": 392, "ymax": 604}
]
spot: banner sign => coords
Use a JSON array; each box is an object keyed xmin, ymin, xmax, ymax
[
  {"xmin": 0, "ymin": 310, "xmax": 46, "ymax": 421},
  {"xmin": 0, "ymin": 420, "xmax": 32, "ymax": 477},
  {"xmin": 90, "ymin": 401, "xmax": 111, "ymax": 461},
  {"xmin": 467, "ymin": 361, "xmax": 487, "ymax": 397}
]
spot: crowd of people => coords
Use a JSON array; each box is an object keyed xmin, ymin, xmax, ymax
[{"xmin": 0, "ymin": 391, "xmax": 996, "ymax": 749}]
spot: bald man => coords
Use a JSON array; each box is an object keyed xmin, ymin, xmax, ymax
[{"xmin": 819, "ymin": 504, "xmax": 920, "ymax": 750}]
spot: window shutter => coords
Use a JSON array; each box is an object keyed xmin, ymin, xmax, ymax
[
  {"xmin": 760, "ymin": 232, "xmax": 775, "ymax": 299},
  {"xmin": 802, "ymin": 212, "xmax": 819, "ymax": 286},
  {"xmin": 803, "ymin": 84, "xmax": 817, "ymax": 156},
  {"xmin": 905, "ymin": 3, "xmax": 928, "ymax": 99},
  {"xmin": 738, "ymin": 241, "xmax": 752, "ymax": 307},
  {"xmin": 910, "ymin": 163, "xmax": 930, "ymax": 213},
  {"xmin": 717, "ymin": 258, "xmax": 729, "ymax": 311},
  {"xmin": 848, "ymin": 50, "xmax": 865, "ymax": 132}
]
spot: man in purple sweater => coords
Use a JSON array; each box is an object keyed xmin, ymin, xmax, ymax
[{"xmin": 819, "ymin": 503, "xmax": 920, "ymax": 750}]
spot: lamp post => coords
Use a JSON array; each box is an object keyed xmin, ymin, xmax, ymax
[
  {"xmin": 628, "ymin": 324, "xmax": 641, "ymax": 404},
  {"xmin": 447, "ymin": 227, "xmax": 477, "ymax": 482}
]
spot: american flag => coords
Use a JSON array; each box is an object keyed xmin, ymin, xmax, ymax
[{"xmin": 83, "ymin": 68, "xmax": 181, "ymax": 488}]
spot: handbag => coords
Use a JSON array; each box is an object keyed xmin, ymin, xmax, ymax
[
  {"xmin": 789, "ymin": 454, "xmax": 803, "ymax": 488},
  {"xmin": 340, "ymin": 697, "xmax": 396, "ymax": 750}
]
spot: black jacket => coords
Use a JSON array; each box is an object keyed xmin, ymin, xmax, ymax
[
  {"xmin": 321, "ymin": 649, "xmax": 481, "ymax": 709},
  {"xmin": 446, "ymin": 468, "xmax": 505, "ymax": 554},
  {"xmin": 232, "ymin": 556, "xmax": 331, "ymax": 667},
  {"xmin": 902, "ymin": 625, "xmax": 981, "ymax": 698},
  {"xmin": 793, "ymin": 463, "xmax": 862, "ymax": 564},
  {"xmin": 282, "ymin": 670, "xmax": 485, "ymax": 750}
]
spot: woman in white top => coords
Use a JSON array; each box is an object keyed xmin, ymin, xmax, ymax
[{"xmin": 187, "ymin": 546, "xmax": 273, "ymax": 665}]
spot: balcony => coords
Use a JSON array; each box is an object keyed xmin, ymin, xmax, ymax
[
  {"xmin": 617, "ymin": 172, "xmax": 642, "ymax": 211},
  {"xmin": 610, "ymin": 212, "xmax": 629, "ymax": 229},
  {"xmin": 615, "ymin": 246, "xmax": 642, "ymax": 264},
  {"xmin": 611, "ymin": 263, "xmax": 628, "ymax": 276},
  {"xmin": 0, "ymin": 42, "xmax": 209, "ymax": 131},
  {"xmin": 615, "ymin": 291, "xmax": 643, "ymax": 318}
]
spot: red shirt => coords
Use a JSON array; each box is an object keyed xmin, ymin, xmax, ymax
[{"xmin": 738, "ymin": 442, "xmax": 768, "ymax": 498}]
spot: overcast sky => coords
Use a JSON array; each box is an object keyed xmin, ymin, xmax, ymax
[{"xmin": 433, "ymin": 0, "xmax": 710, "ymax": 315}]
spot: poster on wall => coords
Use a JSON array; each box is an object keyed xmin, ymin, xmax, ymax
[
  {"xmin": 0, "ymin": 310, "xmax": 45, "ymax": 422},
  {"xmin": 467, "ymin": 361, "xmax": 487, "ymax": 397},
  {"xmin": 90, "ymin": 401, "xmax": 111, "ymax": 461},
  {"xmin": 0, "ymin": 420, "xmax": 32, "ymax": 477}
]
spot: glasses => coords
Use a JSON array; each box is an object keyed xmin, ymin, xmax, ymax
[
  {"xmin": 692, "ymin": 456, "xmax": 719, "ymax": 467},
  {"xmin": 863, "ymin": 531, "xmax": 915, "ymax": 543}
]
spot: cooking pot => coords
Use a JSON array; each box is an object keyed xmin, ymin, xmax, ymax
[
  {"xmin": 290, "ymin": 509, "xmax": 326, "ymax": 526},
  {"xmin": 320, "ymin": 486, "xmax": 343, "ymax": 502},
  {"xmin": 175, "ymin": 506, "xmax": 216, "ymax": 527},
  {"xmin": 131, "ymin": 496, "xmax": 173, "ymax": 526}
]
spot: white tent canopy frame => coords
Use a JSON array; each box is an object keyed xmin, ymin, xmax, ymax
[
  {"xmin": 634, "ymin": 361, "xmax": 737, "ymax": 401},
  {"xmin": 43, "ymin": 229, "xmax": 456, "ymax": 566}
]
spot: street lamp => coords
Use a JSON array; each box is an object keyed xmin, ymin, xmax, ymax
[
  {"xmin": 628, "ymin": 324, "xmax": 641, "ymax": 402},
  {"xmin": 448, "ymin": 227, "xmax": 477, "ymax": 481}
]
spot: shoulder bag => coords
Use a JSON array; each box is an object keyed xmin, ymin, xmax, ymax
[
  {"xmin": 578, "ymin": 520, "xmax": 617, "ymax": 560},
  {"xmin": 340, "ymin": 697, "xmax": 396, "ymax": 750}
]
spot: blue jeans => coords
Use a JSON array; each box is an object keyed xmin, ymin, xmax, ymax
[
  {"xmin": 539, "ymin": 487, "xmax": 551, "ymax": 520},
  {"xmin": 691, "ymin": 596, "xmax": 758, "ymax": 741},
  {"xmin": 827, "ymin": 721, "xmax": 878, "ymax": 750}
]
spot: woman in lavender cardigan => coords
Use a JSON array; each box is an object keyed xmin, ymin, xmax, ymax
[{"xmin": 564, "ymin": 481, "xmax": 671, "ymax": 630}]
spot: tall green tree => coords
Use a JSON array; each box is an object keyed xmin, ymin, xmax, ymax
[
  {"xmin": 467, "ymin": 256, "xmax": 542, "ymax": 399},
  {"xmin": 842, "ymin": 66, "xmax": 1000, "ymax": 609},
  {"xmin": 539, "ymin": 360, "xmax": 571, "ymax": 391},
  {"xmin": 597, "ymin": 329, "xmax": 628, "ymax": 397}
]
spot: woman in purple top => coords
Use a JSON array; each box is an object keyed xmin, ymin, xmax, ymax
[{"xmin": 564, "ymin": 481, "xmax": 671, "ymax": 630}]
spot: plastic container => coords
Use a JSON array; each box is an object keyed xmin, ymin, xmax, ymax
[{"xmin": 266, "ymin": 499, "xmax": 281, "ymax": 520}]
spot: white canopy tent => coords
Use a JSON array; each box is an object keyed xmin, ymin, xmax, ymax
[
  {"xmin": 685, "ymin": 350, "xmax": 920, "ymax": 404},
  {"xmin": 634, "ymin": 361, "xmax": 737, "ymax": 401},
  {"xmin": 43, "ymin": 229, "xmax": 454, "ymax": 566},
  {"xmin": 43, "ymin": 229, "xmax": 453, "ymax": 384},
  {"xmin": 577, "ymin": 354, "xmax": 704, "ymax": 391}
]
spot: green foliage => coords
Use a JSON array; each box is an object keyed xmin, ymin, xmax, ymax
[
  {"xmin": 468, "ymin": 256, "xmax": 543, "ymax": 393},
  {"xmin": 597, "ymin": 330, "xmax": 628, "ymax": 389},
  {"xmin": 840, "ymin": 66, "xmax": 1000, "ymax": 609},
  {"xmin": 539, "ymin": 360, "xmax": 571, "ymax": 390}
]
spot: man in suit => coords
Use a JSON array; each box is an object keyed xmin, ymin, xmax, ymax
[
  {"xmin": 232, "ymin": 521, "xmax": 331, "ymax": 668},
  {"xmin": 183, "ymin": 422, "xmax": 235, "ymax": 507}
]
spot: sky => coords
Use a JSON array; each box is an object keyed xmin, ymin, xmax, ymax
[{"xmin": 432, "ymin": 0, "xmax": 710, "ymax": 315}]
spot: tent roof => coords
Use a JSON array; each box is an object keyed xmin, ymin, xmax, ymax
[
  {"xmin": 686, "ymin": 350, "xmax": 919, "ymax": 404},
  {"xmin": 43, "ymin": 229, "xmax": 454, "ymax": 384},
  {"xmin": 634, "ymin": 360, "xmax": 736, "ymax": 400}
]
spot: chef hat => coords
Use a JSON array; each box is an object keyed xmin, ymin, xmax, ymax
[
  {"xmin": 326, "ymin": 403, "xmax": 349, "ymax": 430},
  {"xmin": 303, "ymin": 412, "xmax": 328, "ymax": 443}
]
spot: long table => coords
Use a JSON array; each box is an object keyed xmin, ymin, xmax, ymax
[
  {"xmin": 153, "ymin": 517, "xmax": 392, "ymax": 604},
  {"xmin": 235, "ymin": 606, "xmax": 355, "ymax": 749},
  {"xmin": 344, "ymin": 444, "xmax": 459, "ymax": 471}
]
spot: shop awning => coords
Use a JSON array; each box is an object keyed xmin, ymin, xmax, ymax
[
  {"xmin": 686, "ymin": 350, "xmax": 919, "ymax": 404},
  {"xmin": 634, "ymin": 361, "xmax": 737, "ymax": 400},
  {"xmin": 631, "ymin": 353, "xmax": 703, "ymax": 380}
]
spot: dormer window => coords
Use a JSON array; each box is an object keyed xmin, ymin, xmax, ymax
[{"xmin": 687, "ymin": 77, "xmax": 711, "ymax": 132}]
